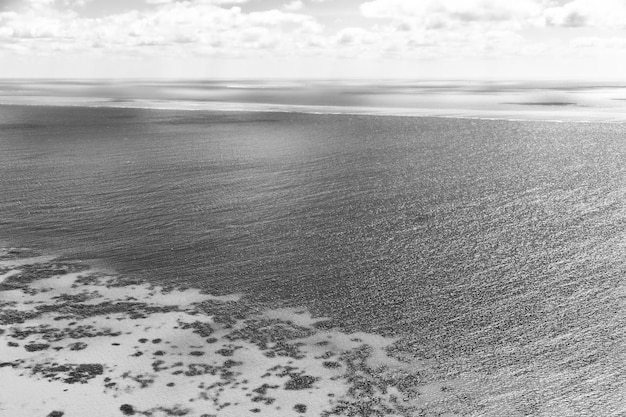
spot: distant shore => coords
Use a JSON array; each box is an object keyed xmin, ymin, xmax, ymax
[
  {"xmin": 2, "ymin": 96, "xmax": 626, "ymax": 123},
  {"xmin": 2, "ymin": 77, "xmax": 626, "ymax": 123}
]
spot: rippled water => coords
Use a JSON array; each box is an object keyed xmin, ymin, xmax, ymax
[{"xmin": 2, "ymin": 104, "xmax": 626, "ymax": 415}]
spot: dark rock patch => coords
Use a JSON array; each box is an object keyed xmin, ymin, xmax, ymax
[
  {"xmin": 68, "ymin": 342, "xmax": 88, "ymax": 351},
  {"xmin": 0, "ymin": 361, "xmax": 18, "ymax": 368},
  {"xmin": 0, "ymin": 262, "xmax": 88, "ymax": 293},
  {"xmin": 323, "ymin": 361, "xmax": 341, "ymax": 369},
  {"xmin": 0, "ymin": 309, "xmax": 40, "ymax": 325},
  {"xmin": 178, "ymin": 320, "xmax": 214, "ymax": 337},
  {"xmin": 31, "ymin": 363, "xmax": 104, "ymax": 384},
  {"xmin": 284, "ymin": 375, "xmax": 317, "ymax": 390},
  {"xmin": 24, "ymin": 343, "xmax": 50, "ymax": 352},
  {"xmin": 13, "ymin": 324, "xmax": 121, "ymax": 341},
  {"xmin": 35, "ymin": 301, "xmax": 177, "ymax": 321},
  {"xmin": 121, "ymin": 372, "xmax": 154, "ymax": 388}
]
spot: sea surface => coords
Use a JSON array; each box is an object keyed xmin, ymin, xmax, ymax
[{"xmin": 2, "ymin": 97, "xmax": 626, "ymax": 415}]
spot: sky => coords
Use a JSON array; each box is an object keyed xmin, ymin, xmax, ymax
[{"xmin": 1, "ymin": 0, "xmax": 626, "ymax": 79}]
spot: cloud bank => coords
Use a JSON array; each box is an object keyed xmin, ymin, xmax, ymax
[{"xmin": 1, "ymin": 0, "xmax": 626, "ymax": 78}]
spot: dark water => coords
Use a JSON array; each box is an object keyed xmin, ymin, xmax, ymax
[{"xmin": 2, "ymin": 104, "xmax": 626, "ymax": 414}]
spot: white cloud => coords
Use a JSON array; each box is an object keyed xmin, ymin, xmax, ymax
[
  {"xmin": 360, "ymin": 0, "xmax": 626, "ymax": 30},
  {"xmin": 146, "ymin": 0, "xmax": 250, "ymax": 4},
  {"xmin": 0, "ymin": 1, "xmax": 324, "ymax": 57},
  {"xmin": 543, "ymin": 0, "xmax": 626, "ymax": 28},
  {"xmin": 2, "ymin": 0, "xmax": 626, "ymax": 78},
  {"xmin": 351, "ymin": 0, "xmax": 549, "ymax": 61},
  {"xmin": 283, "ymin": 0, "xmax": 303, "ymax": 12},
  {"xmin": 335, "ymin": 27, "xmax": 376, "ymax": 45},
  {"xmin": 27, "ymin": 0, "xmax": 56, "ymax": 5},
  {"xmin": 360, "ymin": 0, "xmax": 543, "ymax": 25},
  {"xmin": 572, "ymin": 36, "xmax": 626, "ymax": 51}
]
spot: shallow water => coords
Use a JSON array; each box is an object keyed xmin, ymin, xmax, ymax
[
  {"xmin": 2, "ymin": 252, "xmax": 439, "ymax": 416},
  {"xmin": 2, "ymin": 104, "xmax": 626, "ymax": 415}
]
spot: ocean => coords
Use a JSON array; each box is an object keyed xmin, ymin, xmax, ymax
[{"xmin": 2, "ymin": 99, "xmax": 626, "ymax": 415}]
